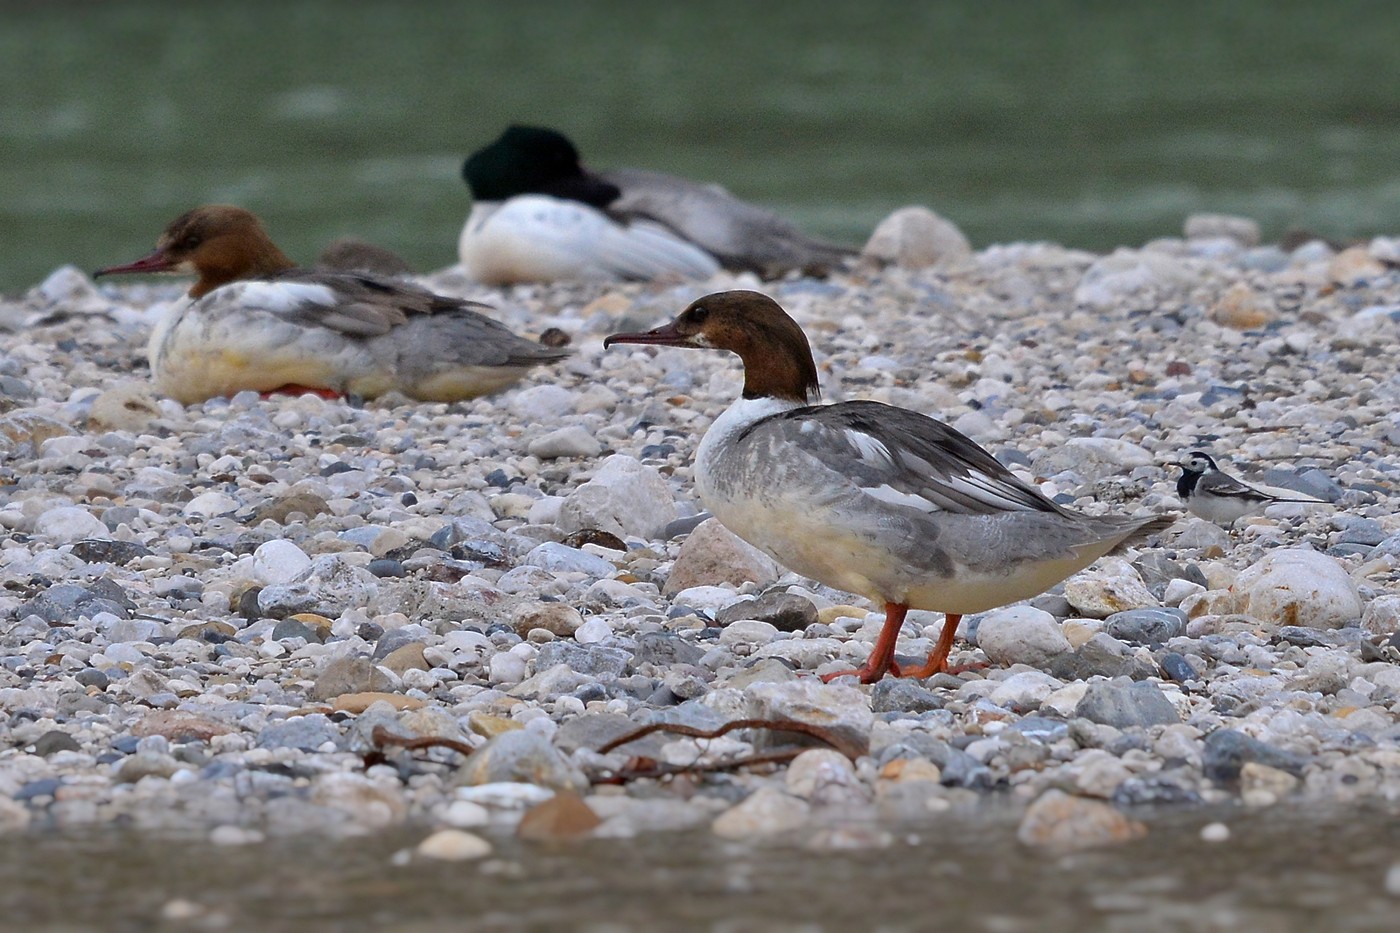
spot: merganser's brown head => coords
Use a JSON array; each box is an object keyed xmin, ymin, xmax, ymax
[
  {"xmin": 604, "ymin": 289, "xmax": 820, "ymax": 404},
  {"xmin": 95, "ymin": 204, "xmax": 296, "ymax": 298}
]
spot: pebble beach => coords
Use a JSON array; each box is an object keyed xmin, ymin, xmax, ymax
[{"xmin": 3, "ymin": 213, "xmax": 1400, "ymax": 865}]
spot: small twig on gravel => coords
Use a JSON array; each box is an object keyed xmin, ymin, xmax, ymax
[
  {"xmin": 589, "ymin": 750, "xmax": 806, "ymax": 785},
  {"xmin": 596, "ymin": 718, "xmax": 864, "ymax": 761},
  {"xmin": 370, "ymin": 725, "xmax": 477, "ymax": 758}
]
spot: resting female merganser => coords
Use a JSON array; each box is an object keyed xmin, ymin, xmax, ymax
[
  {"xmin": 605, "ymin": 290, "xmax": 1172, "ymax": 684},
  {"xmin": 1172, "ymin": 450, "xmax": 1322, "ymax": 524},
  {"xmin": 458, "ymin": 125, "xmax": 855, "ymax": 285},
  {"xmin": 95, "ymin": 205, "xmax": 568, "ymax": 404}
]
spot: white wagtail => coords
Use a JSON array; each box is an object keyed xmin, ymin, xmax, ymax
[{"xmin": 1172, "ymin": 450, "xmax": 1321, "ymax": 524}]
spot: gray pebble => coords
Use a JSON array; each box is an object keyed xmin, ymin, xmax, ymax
[
  {"xmin": 256, "ymin": 715, "xmax": 342, "ymax": 752},
  {"xmin": 74, "ymin": 668, "xmax": 110, "ymax": 689},
  {"xmin": 1049, "ymin": 633, "xmax": 1159, "ymax": 681},
  {"xmin": 1103, "ymin": 607, "xmax": 1187, "ymax": 646},
  {"xmin": 535, "ymin": 642, "xmax": 631, "ymax": 678},
  {"xmin": 870, "ymin": 679, "xmax": 945, "ymax": 714},
  {"xmin": 1157, "ymin": 652, "xmax": 1199, "ymax": 683},
  {"xmin": 715, "ymin": 591, "xmax": 818, "ymax": 633},
  {"xmin": 1201, "ymin": 728, "xmax": 1308, "ymax": 783},
  {"xmin": 270, "ymin": 618, "xmax": 320, "ymax": 643},
  {"xmin": 1074, "ymin": 678, "xmax": 1179, "ymax": 729},
  {"xmin": 632, "ymin": 632, "xmax": 707, "ymax": 667},
  {"xmin": 368, "ymin": 558, "xmax": 405, "ymax": 578},
  {"xmin": 31, "ymin": 731, "xmax": 82, "ymax": 757}
]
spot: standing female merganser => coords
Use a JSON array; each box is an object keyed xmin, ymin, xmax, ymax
[
  {"xmin": 1172, "ymin": 450, "xmax": 1322, "ymax": 524},
  {"xmin": 458, "ymin": 125, "xmax": 855, "ymax": 285},
  {"xmin": 95, "ymin": 205, "xmax": 569, "ymax": 404},
  {"xmin": 605, "ymin": 291, "xmax": 1171, "ymax": 684}
]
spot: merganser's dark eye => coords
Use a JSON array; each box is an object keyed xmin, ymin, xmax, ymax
[
  {"xmin": 181, "ymin": 235, "xmax": 201, "ymax": 250},
  {"xmin": 689, "ymin": 306, "xmax": 708, "ymax": 325}
]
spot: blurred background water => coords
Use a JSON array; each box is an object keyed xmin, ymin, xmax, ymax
[{"xmin": 4, "ymin": 0, "xmax": 1400, "ymax": 290}]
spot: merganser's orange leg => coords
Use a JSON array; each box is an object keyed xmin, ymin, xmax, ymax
[
  {"xmin": 897, "ymin": 613, "xmax": 986, "ymax": 678},
  {"xmin": 897, "ymin": 612, "xmax": 960, "ymax": 679},
  {"xmin": 259, "ymin": 384, "xmax": 344, "ymax": 401},
  {"xmin": 821, "ymin": 603, "xmax": 908, "ymax": 684}
]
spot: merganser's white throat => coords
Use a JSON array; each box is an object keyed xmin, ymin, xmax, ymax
[{"xmin": 694, "ymin": 395, "xmax": 802, "ymax": 510}]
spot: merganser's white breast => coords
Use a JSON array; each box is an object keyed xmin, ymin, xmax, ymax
[
  {"xmin": 147, "ymin": 283, "xmax": 367, "ymax": 403},
  {"xmin": 458, "ymin": 196, "xmax": 720, "ymax": 285}
]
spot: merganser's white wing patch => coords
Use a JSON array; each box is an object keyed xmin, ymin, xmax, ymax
[
  {"xmin": 843, "ymin": 429, "xmax": 894, "ymax": 468},
  {"xmin": 749, "ymin": 399, "xmax": 1066, "ymax": 518},
  {"xmin": 861, "ymin": 483, "xmax": 939, "ymax": 512},
  {"xmin": 461, "ymin": 195, "xmax": 719, "ymax": 284},
  {"xmin": 235, "ymin": 281, "xmax": 338, "ymax": 312}
]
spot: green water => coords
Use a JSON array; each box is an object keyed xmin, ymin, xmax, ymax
[
  {"xmin": 5, "ymin": 0, "xmax": 1400, "ymax": 291},
  {"xmin": 3, "ymin": 806, "xmax": 1398, "ymax": 930}
]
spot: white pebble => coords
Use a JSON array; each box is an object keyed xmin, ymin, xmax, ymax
[
  {"xmin": 441, "ymin": 800, "xmax": 491, "ymax": 828},
  {"xmin": 252, "ymin": 539, "xmax": 313, "ymax": 585},
  {"xmin": 574, "ymin": 618, "xmax": 612, "ymax": 644},
  {"xmin": 34, "ymin": 506, "xmax": 108, "ymax": 544},
  {"xmin": 416, "ymin": 829, "xmax": 492, "ymax": 861},
  {"xmin": 1385, "ymin": 863, "xmax": 1400, "ymax": 897},
  {"xmin": 488, "ymin": 652, "xmax": 527, "ymax": 685},
  {"xmin": 1200, "ymin": 822, "xmax": 1230, "ymax": 843},
  {"xmin": 210, "ymin": 825, "xmax": 265, "ymax": 846}
]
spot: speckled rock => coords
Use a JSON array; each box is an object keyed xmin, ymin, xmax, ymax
[
  {"xmin": 557, "ymin": 454, "xmax": 677, "ymax": 539},
  {"xmin": 527, "ymin": 426, "xmax": 604, "ymax": 460},
  {"xmin": 861, "ymin": 205, "xmax": 972, "ymax": 269},
  {"xmin": 35, "ymin": 506, "xmax": 108, "ymax": 543},
  {"xmin": 312, "ymin": 656, "xmax": 394, "ymax": 700},
  {"xmin": 456, "ymin": 730, "xmax": 587, "ymax": 792},
  {"xmin": 974, "ymin": 606, "xmax": 1072, "ymax": 667},
  {"xmin": 745, "ymin": 680, "xmax": 872, "ymax": 755},
  {"xmin": 714, "ymin": 591, "xmax": 819, "ymax": 633},
  {"xmin": 1184, "ymin": 213, "xmax": 1260, "ymax": 246},
  {"xmin": 417, "ymin": 829, "xmax": 492, "ymax": 860},
  {"xmin": 512, "ymin": 601, "xmax": 584, "ymax": 638},
  {"xmin": 1361, "ymin": 595, "xmax": 1400, "ymax": 636},
  {"xmin": 1017, "ymin": 789, "xmax": 1146, "ymax": 851},
  {"xmin": 1074, "ymin": 678, "xmax": 1179, "ymax": 728},
  {"xmin": 1209, "ymin": 282, "xmax": 1276, "ymax": 329},
  {"xmin": 1103, "ymin": 607, "xmax": 1187, "ymax": 646},
  {"xmin": 1231, "ymin": 548, "xmax": 1361, "ymax": 629},
  {"xmin": 663, "ymin": 518, "xmax": 780, "ymax": 596},
  {"xmin": 1201, "ymin": 729, "xmax": 1308, "ymax": 784},
  {"xmin": 1064, "ymin": 558, "xmax": 1159, "ymax": 618},
  {"xmin": 711, "ymin": 786, "xmax": 810, "ymax": 839}
]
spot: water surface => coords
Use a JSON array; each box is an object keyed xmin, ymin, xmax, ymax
[
  {"xmin": 3, "ymin": 804, "xmax": 1397, "ymax": 931},
  {"xmin": 5, "ymin": 1, "xmax": 1400, "ymax": 290}
]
